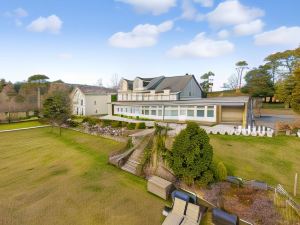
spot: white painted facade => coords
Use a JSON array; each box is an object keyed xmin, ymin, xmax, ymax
[
  {"xmin": 114, "ymin": 104, "xmax": 217, "ymax": 123},
  {"xmin": 72, "ymin": 87, "xmax": 112, "ymax": 116}
]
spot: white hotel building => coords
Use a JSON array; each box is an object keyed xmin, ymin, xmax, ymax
[{"xmin": 112, "ymin": 75, "xmax": 251, "ymax": 126}]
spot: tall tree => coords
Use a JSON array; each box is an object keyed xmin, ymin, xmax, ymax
[
  {"xmin": 291, "ymin": 64, "xmax": 300, "ymax": 114},
  {"xmin": 27, "ymin": 74, "xmax": 49, "ymax": 111},
  {"xmin": 43, "ymin": 91, "xmax": 71, "ymax": 136},
  {"xmin": 235, "ymin": 61, "xmax": 248, "ymax": 89},
  {"xmin": 200, "ymin": 71, "xmax": 215, "ymax": 93},
  {"xmin": 265, "ymin": 47, "xmax": 300, "ymax": 78},
  {"xmin": 242, "ymin": 65, "xmax": 274, "ymax": 100},
  {"xmin": 275, "ymin": 76, "xmax": 295, "ymax": 108}
]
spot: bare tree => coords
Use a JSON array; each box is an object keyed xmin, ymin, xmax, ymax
[
  {"xmin": 97, "ymin": 78, "xmax": 103, "ymax": 87},
  {"xmin": 222, "ymin": 74, "xmax": 239, "ymax": 90},
  {"xmin": 110, "ymin": 74, "xmax": 119, "ymax": 90}
]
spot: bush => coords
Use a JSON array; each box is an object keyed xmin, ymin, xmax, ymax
[
  {"xmin": 126, "ymin": 137, "xmax": 134, "ymax": 149},
  {"xmin": 167, "ymin": 122, "xmax": 214, "ymax": 186},
  {"xmin": 217, "ymin": 162, "xmax": 227, "ymax": 181},
  {"xmin": 111, "ymin": 121, "xmax": 122, "ymax": 128},
  {"xmin": 136, "ymin": 122, "xmax": 146, "ymax": 129},
  {"xmin": 67, "ymin": 119, "xmax": 80, "ymax": 127},
  {"xmin": 82, "ymin": 116, "xmax": 100, "ymax": 126},
  {"xmin": 127, "ymin": 123, "xmax": 136, "ymax": 130},
  {"xmin": 195, "ymin": 170, "xmax": 214, "ymax": 187},
  {"xmin": 121, "ymin": 121, "xmax": 128, "ymax": 127},
  {"xmin": 102, "ymin": 120, "xmax": 112, "ymax": 127}
]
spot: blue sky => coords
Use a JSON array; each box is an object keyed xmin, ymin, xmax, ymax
[{"xmin": 1, "ymin": 0, "xmax": 300, "ymax": 90}]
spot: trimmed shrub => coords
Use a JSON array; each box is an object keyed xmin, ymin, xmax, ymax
[
  {"xmin": 167, "ymin": 122, "xmax": 214, "ymax": 186},
  {"xmin": 111, "ymin": 121, "xmax": 122, "ymax": 128},
  {"xmin": 121, "ymin": 121, "xmax": 128, "ymax": 127},
  {"xmin": 217, "ymin": 162, "xmax": 227, "ymax": 181},
  {"xmin": 136, "ymin": 122, "xmax": 146, "ymax": 129},
  {"xmin": 126, "ymin": 137, "xmax": 134, "ymax": 149},
  {"xmin": 102, "ymin": 120, "xmax": 112, "ymax": 127},
  {"xmin": 82, "ymin": 116, "xmax": 100, "ymax": 126},
  {"xmin": 127, "ymin": 123, "xmax": 136, "ymax": 130}
]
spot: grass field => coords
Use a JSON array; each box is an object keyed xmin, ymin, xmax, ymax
[
  {"xmin": 0, "ymin": 121, "xmax": 43, "ymax": 131},
  {"xmin": 0, "ymin": 128, "xmax": 164, "ymax": 225},
  {"xmin": 210, "ymin": 135, "xmax": 300, "ymax": 201}
]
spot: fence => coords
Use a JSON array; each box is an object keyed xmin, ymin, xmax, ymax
[{"xmin": 274, "ymin": 184, "xmax": 300, "ymax": 223}]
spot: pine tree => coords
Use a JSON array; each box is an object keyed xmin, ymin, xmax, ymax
[
  {"xmin": 167, "ymin": 122, "xmax": 214, "ymax": 185},
  {"xmin": 291, "ymin": 65, "xmax": 300, "ymax": 114}
]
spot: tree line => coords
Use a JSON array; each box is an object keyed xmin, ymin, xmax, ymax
[{"xmin": 200, "ymin": 46, "xmax": 300, "ymax": 114}]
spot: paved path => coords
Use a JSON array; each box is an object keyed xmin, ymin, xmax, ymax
[{"xmin": 0, "ymin": 125, "xmax": 50, "ymax": 133}]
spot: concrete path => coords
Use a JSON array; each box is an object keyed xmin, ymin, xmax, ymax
[{"xmin": 0, "ymin": 125, "xmax": 50, "ymax": 133}]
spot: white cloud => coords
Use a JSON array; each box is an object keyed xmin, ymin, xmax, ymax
[
  {"xmin": 217, "ymin": 29, "xmax": 230, "ymax": 39},
  {"xmin": 14, "ymin": 8, "xmax": 28, "ymax": 18},
  {"xmin": 233, "ymin": 19, "xmax": 264, "ymax": 36},
  {"xmin": 109, "ymin": 20, "xmax": 173, "ymax": 48},
  {"xmin": 3, "ymin": 7, "xmax": 28, "ymax": 26},
  {"xmin": 181, "ymin": 0, "xmax": 204, "ymax": 21},
  {"xmin": 167, "ymin": 32, "xmax": 234, "ymax": 58},
  {"xmin": 254, "ymin": 26, "xmax": 300, "ymax": 47},
  {"xmin": 27, "ymin": 15, "xmax": 63, "ymax": 34},
  {"xmin": 194, "ymin": 0, "xmax": 214, "ymax": 7},
  {"xmin": 206, "ymin": 0, "xmax": 264, "ymax": 27},
  {"xmin": 58, "ymin": 53, "xmax": 73, "ymax": 60},
  {"xmin": 116, "ymin": 0, "xmax": 176, "ymax": 15}
]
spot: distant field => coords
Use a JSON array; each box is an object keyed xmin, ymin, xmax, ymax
[
  {"xmin": 0, "ymin": 121, "xmax": 43, "ymax": 131},
  {"xmin": 0, "ymin": 128, "xmax": 164, "ymax": 225},
  {"xmin": 211, "ymin": 135, "xmax": 300, "ymax": 202}
]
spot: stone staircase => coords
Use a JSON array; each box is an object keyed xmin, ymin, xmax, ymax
[{"xmin": 121, "ymin": 134, "xmax": 152, "ymax": 175}]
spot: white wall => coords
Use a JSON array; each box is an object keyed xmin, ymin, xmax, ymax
[{"xmin": 114, "ymin": 104, "xmax": 217, "ymax": 123}]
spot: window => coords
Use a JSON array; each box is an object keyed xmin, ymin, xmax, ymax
[
  {"xmin": 207, "ymin": 106, "xmax": 215, "ymax": 117},
  {"xmin": 95, "ymin": 110, "xmax": 98, "ymax": 114},
  {"xmin": 189, "ymin": 91, "xmax": 192, "ymax": 96},
  {"xmin": 81, "ymin": 99, "xmax": 83, "ymax": 106},
  {"xmin": 158, "ymin": 110, "xmax": 162, "ymax": 116},
  {"xmin": 165, "ymin": 110, "xmax": 178, "ymax": 116},
  {"xmin": 180, "ymin": 110, "xmax": 186, "ymax": 116},
  {"xmin": 145, "ymin": 110, "xmax": 149, "ymax": 115},
  {"xmin": 197, "ymin": 106, "xmax": 205, "ymax": 117},
  {"xmin": 187, "ymin": 110, "xmax": 194, "ymax": 117},
  {"xmin": 94, "ymin": 101, "xmax": 96, "ymax": 105},
  {"xmin": 151, "ymin": 110, "xmax": 156, "ymax": 115}
]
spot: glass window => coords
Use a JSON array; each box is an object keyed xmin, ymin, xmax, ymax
[
  {"xmin": 207, "ymin": 106, "xmax": 214, "ymax": 117},
  {"xmin": 94, "ymin": 101, "xmax": 96, "ymax": 105},
  {"xmin": 171, "ymin": 110, "xmax": 178, "ymax": 116},
  {"xmin": 187, "ymin": 110, "xmax": 194, "ymax": 117},
  {"xmin": 158, "ymin": 110, "xmax": 162, "ymax": 116},
  {"xmin": 151, "ymin": 110, "xmax": 156, "ymax": 115},
  {"xmin": 145, "ymin": 110, "xmax": 149, "ymax": 115},
  {"xmin": 180, "ymin": 110, "xmax": 186, "ymax": 116},
  {"xmin": 197, "ymin": 109, "xmax": 204, "ymax": 117}
]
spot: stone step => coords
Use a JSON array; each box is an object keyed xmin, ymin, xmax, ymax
[{"xmin": 121, "ymin": 164, "xmax": 136, "ymax": 174}]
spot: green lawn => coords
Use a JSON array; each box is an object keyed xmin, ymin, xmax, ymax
[
  {"xmin": 0, "ymin": 128, "xmax": 164, "ymax": 225},
  {"xmin": 0, "ymin": 121, "xmax": 43, "ymax": 131},
  {"xmin": 211, "ymin": 135, "xmax": 300, "ymax": 201}
]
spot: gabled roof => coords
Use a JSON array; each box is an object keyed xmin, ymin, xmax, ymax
[
  {"xmin": 154, "ymin": 75, "xmax": 195, "ymax": 92},
  {"xmin": 121, "ymin": 74, "xmax": 202, "ymax": 93},
  {"xmin": 77, "ymin": 85, "xmax": 113, "ymax": 95}
]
